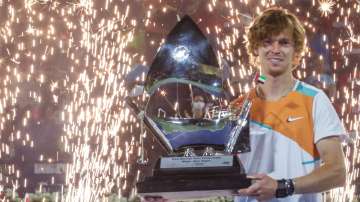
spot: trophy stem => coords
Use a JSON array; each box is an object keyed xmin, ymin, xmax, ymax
[
  {"xmin": 202, "ymin": 146, "xmax": 215, "ymax": 156},
  {"xmin": 183, "ymin": 148, "xmax": 196, "ymax": 157}
]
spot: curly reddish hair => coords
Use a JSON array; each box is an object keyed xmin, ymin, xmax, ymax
[{"xmin": 246, "ymin": 7, "xmax": 306, "ymax": 65}]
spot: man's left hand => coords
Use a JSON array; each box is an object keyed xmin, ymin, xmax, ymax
[{"xmin": 237, "ymin": 174, "xmax": 278, "ymax": 201}]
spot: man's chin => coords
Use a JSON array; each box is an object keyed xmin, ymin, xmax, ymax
[{"xmin": 268, "ymin": 69, "xmax": 286, "ymax": 77}]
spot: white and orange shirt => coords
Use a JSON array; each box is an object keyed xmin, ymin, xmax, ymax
[{"xmin": 234, "ymin": 80, "xmax": 345, "ymax": 202}]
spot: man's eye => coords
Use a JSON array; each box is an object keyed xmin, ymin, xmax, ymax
[
  {"xmin": 263, "ymin": 39, "xmax": 272, "ymax": 45},
  {"xmin": 279, "ymin": 40, "xmax": 291, "ymax": 46}
]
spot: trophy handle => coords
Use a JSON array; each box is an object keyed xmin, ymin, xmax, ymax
[
  {"xmin": 137, "ymin": 117, "xmax": 148, "ymax": 165},
  {"xmin": 225, "ymin": 99, "xmax": 252, "ymax": 153},
  {"xmin": 125, "ymin": 96, "xmax": 174, "ymax": 157},
  {"xmin": 125, "ymin": 97, "xmax": 148, "ymax": 165}
]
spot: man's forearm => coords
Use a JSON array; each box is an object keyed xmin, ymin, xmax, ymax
[{"xmin": 293, "ymin": 163, "xmax": 346, "ymax": 194}]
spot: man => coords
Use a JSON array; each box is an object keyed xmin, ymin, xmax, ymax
[
  {"xmin": 185, "ymin": 95, "xmax": 207, "ymax": 119},
  {"xmin": 232, "ymin": 7, "xmax": 346, "ymax": 202}
]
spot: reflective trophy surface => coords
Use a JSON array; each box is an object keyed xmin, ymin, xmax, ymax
[{"xmin": 127, "ymin": 15, "xmax": 251, "ymax": 200}]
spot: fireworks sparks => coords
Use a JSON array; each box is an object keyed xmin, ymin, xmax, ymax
[
  {"xmin": 0, "ymin": 0, "xmax": 358, "ymax": 201},
  {"xmin": 318, "ymin": 0, "xmax": 336, "ymax": 17}
]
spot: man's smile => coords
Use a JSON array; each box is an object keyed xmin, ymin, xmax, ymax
[{"xmin": 267, "ymin": 57, "xmax": 284, "ymax": 65}]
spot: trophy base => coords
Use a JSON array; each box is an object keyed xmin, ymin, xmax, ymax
[
  {"xmin": 139, "ymin": 190, "xmax": 235, "ymax": 201},
  {"xmin": 137, "ymin": 155, "xmax": 251, "ymax": 200}
]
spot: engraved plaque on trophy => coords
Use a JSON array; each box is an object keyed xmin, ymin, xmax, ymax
[{"xmin": 126, "ymin": 15, "xmax": 251, "ymax": 200}]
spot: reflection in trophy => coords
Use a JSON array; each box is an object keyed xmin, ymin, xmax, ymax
[{"xmin": 126, "ymin": 15, "xmax": 251, "ymax": 200}]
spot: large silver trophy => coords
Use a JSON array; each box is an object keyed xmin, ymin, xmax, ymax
[{"xmin": 127, "ymin": 16, "xmax": 251, "ymax": 200}]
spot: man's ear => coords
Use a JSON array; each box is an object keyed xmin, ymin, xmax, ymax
[
  {"xmin": 293, "ymin": 52, "xmax": 302, "ymax": 66},
  {"xmin": 253, "ymin": 49, "xmax": 259, "ymax": 56}
]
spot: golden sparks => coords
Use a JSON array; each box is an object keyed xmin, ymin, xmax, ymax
[
  {"xmin": 0, "ymin": 0, "xmax": 358, "ymax": 201},
  {"xmin": 318, "ymin": 0, "xmax": 336, "ymax": 17}
]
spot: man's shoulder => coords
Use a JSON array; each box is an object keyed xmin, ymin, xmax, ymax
[{"xmin": 294, "ymin": 80, "xmax": 323, "ymax": 98}]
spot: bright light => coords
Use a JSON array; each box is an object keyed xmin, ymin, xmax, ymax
[
  {"xmin": 318, "ymin": 0, "xmax": 335, "ymax": 17},
  {"xmin": 160, "ymin": 90, "xmax": 166, "ymax": 96},
  {"xmin": 171, "ymin": 45, "xmax": 190, "ymax": 62}
]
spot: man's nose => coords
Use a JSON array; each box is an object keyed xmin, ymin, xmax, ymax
[{"xmin": 270, "ymin": 41, "xmax": 281, "ymax": 53}]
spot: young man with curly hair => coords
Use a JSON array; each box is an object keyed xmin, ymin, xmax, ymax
[{"xmin": 233, "ymin": 7, "xmax": 346, "ymax": 202}]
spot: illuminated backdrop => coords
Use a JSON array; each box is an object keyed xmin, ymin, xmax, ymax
[{"xmin": 0, "ymin": 0, "xmax": 359, "ymax": 201}]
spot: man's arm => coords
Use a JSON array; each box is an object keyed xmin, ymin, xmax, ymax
[
  {"xmin": 293, "ymin": 136, "xmax": 346, "ymax": 193},
  {"xmin": 237, "ymin": 136, "xmax": 346, "ymax": 201}
]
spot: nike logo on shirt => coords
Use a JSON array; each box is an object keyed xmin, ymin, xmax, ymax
[{"xmin": 287, "ymin": 116, "xmax": 304, "ymax": 122}]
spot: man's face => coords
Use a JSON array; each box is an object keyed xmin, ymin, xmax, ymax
[
  {"xmin": 256, "ymin": 29, "xmax": 299, "ymax": 77},
  {"xmin": 192, "ymin": 95, "xmax": 205, "ymax": 119}
]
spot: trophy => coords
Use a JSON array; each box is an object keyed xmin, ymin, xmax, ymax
[{"xmin": 127, "ymin": 15, "xmax": 251, "ymax": 200}]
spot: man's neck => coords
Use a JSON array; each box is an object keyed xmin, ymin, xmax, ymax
[{"xmin": 258, "ymin": 71, "xmax": 295, "ymax": 101}]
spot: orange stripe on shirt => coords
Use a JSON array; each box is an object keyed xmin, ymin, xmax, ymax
[{"xmin": 234, "ymin": 89, "xmax": 320, "ymax": 158}]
